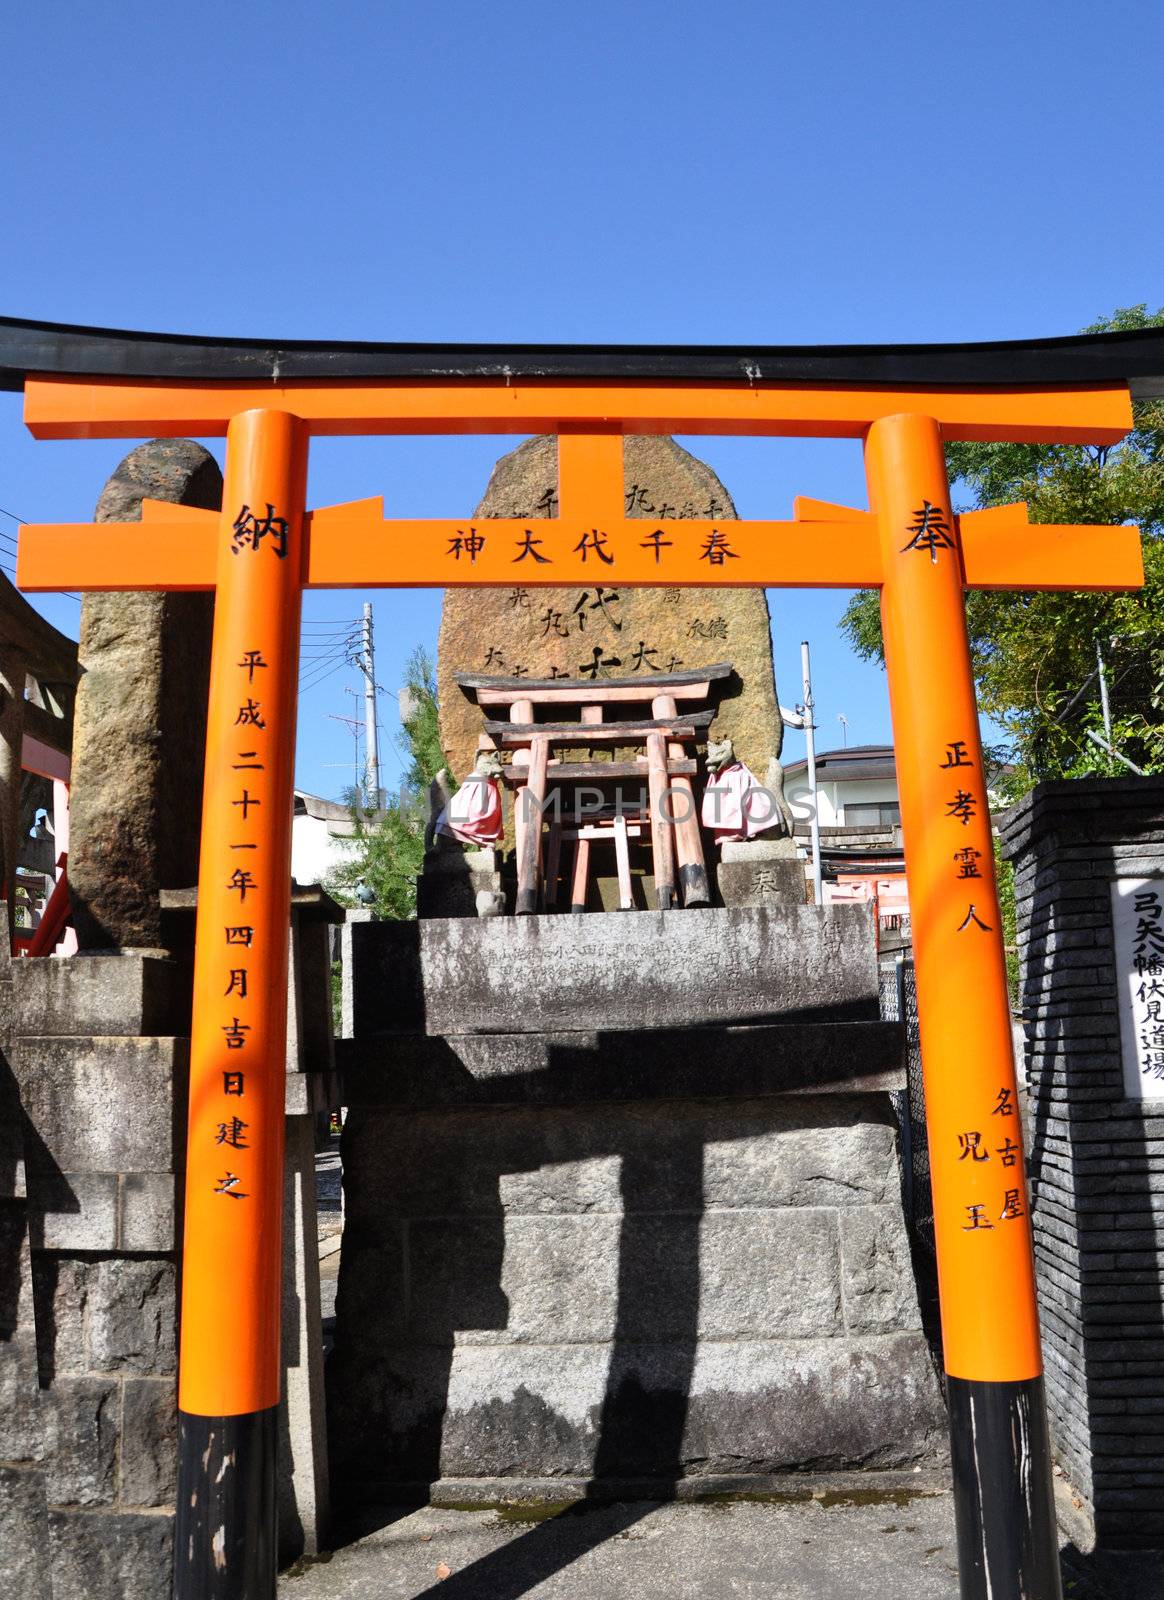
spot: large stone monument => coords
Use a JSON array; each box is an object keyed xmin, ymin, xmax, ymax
[
  {"xmin": 429, "ymin": 437, "xmax": 802, "ymax": 914},
  {"xmin": 68, "ymin": 440, "xmax": 221, "ymax": 952},
  {"xmin": 437, "ymin": 436, "xmax": 783, "ymax": 783}
]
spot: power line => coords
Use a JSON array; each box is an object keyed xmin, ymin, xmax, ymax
[
  {"xmin": 300, "ymin": 631, "xmax": 360, "ymax": 650},
  {"xmin": 300, "ymin": 665, "xmax": 346, "ymax": 694},
  {"xmin": 300, "ymin": 661, "xmax": 350, "ymax": 695},
  {"xmin": 301, "ymin": 640, "xmax": 358, "ymax": 662},
  {"xmin": 300, "ymin": 646, "xmax": 352, "ymax": 673},
  {"xmin": 299, "ymin": 649, "xmax": 356, "ymax": 688}
]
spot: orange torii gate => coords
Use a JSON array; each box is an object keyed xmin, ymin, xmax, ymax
[{"xmin": 8, "ymin": 321, "xmax": 1153, "ymax": 1600}]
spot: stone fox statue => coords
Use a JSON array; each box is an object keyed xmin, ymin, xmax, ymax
[
  {"xmin": 705, "ymin": 736, "xmax": 735, "ymax": 775},
  {"xmin": 425, "ymin": 750, "xmax": 505, "ymax": 850},
  {"xmin": 703, "ymin": 737, "xmax": 792, "ymax": 840}
]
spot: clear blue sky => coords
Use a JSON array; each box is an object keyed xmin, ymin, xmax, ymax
[{"xmin": 3, "ymin": 1, "xmax": 1160, "ymax": 796}]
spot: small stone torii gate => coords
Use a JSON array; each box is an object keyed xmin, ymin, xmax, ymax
[{"xmin": 6, "ymin": 318, "xmax": 1157, "ymax": 1600}]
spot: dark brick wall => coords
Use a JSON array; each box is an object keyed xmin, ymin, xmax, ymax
[{"xmin": 1001, "ymin": 777, "xmax": 1164, "ymax": 1550}]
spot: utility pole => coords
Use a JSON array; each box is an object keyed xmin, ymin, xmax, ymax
[
  {"xmin": 355, "ymin": 601, "xmax": 381, "ymax": 808},
  {"xmin": 799, "ymin": 639, "xmax": 823, "ymax": 906}
]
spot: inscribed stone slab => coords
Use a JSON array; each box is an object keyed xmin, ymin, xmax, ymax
[{"xmin": 437, "ymin": 436, "xmax": 782, "ymax": 781}]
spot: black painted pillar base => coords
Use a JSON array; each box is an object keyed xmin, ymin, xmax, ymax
[
  {"xmin": 679, "ymin": 862, "xmax": 710, "ymax": 907},
  {"xmin": 174, "ymin": 1408, "xmax": 278, "ymax": 1600},
  {"xmin": 948, "ymin": 1375, "xmax": 1062, "ymax": 1600}
]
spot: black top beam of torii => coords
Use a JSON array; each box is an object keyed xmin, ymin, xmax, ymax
[{"xmin": 1, "ymin": 314, "xmax": 1164, "ymax": 393}]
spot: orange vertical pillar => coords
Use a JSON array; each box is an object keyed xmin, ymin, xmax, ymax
[
  {"xmin": 867, "ymin": 413, "xmax": 1061, "ymax": 1600},
  {"xmin": 174, "ymin": 408, "xmax": 308, "ymax": 1600}
]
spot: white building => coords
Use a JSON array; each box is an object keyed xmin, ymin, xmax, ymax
[
  {"xmin": 291, "ymin": 790, "xmax": 361, "ymax": 887},
  {"xmin": 783, "ymin": 745, "xmax": 900, "ymax": 830},
  {"xmin": 782, "ymin": 746, "xmax": 906, "ymax": 942},
  {"xmin": 780, "ymin": 743, "xmax": 1006, "ymax": 948}
]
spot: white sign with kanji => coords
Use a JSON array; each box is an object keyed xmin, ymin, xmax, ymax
[{"xmin": 1112, "ymin": 877, "xmax": 1164, "ymax": 1100}]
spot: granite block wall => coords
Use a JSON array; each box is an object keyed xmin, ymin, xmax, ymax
[
  {"xmin": 0, "ymin": 922, "xmax": 340, "ymax": 1597},
  {"xmin": 0, "ymin": 956, "xmax": 182, "ymax": 1600},
  {"xmin": 328, "ymin": 1019, "xmax": 948, "ymax": 1501}
]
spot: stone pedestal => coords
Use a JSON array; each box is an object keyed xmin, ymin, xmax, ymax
[
  {"xmin": 714, "ymin": 837, "xmax": 806, "ymax": 908},
  {"xmin": 345, "ymin": 904, "xmax": 880, "ymax": 1038},
  {"xmin": 327, "ymin": 905, "xmax": 945, "ymax": 1505},
  {"xmin": 1001, "ymin": 777, "xmax": 1164, "ymax": 1551},
  {"xmin": 415, "ymin": 847, "xmax": 503, "ymax": 920},
  {"xmin": 328, "ymin": 1019, "xmax": 945, "ymax": 1501},
  {"xmin": 716, "ymin": 855, "xmax": 806, "ymax": 908}
]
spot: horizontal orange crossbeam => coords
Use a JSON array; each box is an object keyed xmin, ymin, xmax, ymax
[
  {"xmin": 18, "ymin": 516, "xmax": 217, "ymax": 590},
  {"xmin": 16, "ymin": 512, "xmax": 879, "ymax": 591},
  {"xmin": 306, "ymin": 503, "xmax": 882, "ymax": 588},
  {"xmin": 793, "ymin": 496, "xmax": 1144, "ymax": 592},
  {"xmin": 23, "ymin": 374, "xmax": 1133, "ymax": 445},
  {"xmin": 958, "ymin": 504, "xmax": 1144, "ymax": 590},
  {"xmin": 17, "ymin": 495, "xmax": 1143, "ymax": 596}
]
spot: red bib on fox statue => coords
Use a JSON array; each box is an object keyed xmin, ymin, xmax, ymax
[
  {"xmin": 701, "ymin": 738, "xmax": 782, "ymax": 842},
  {"xmin": 438, "ymin": 762, "xmax": 504, "ymax": 845}
]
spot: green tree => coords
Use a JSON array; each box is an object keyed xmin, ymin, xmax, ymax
[
  {"xmin": 841, "ymin": 305, "xmax": 1164, "ymax": 797},
  {"xmin": 326, "ymin": 647, "xmax": 451, "ymax": 919}
]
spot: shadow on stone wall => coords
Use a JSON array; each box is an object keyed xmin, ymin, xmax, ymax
[
  {"xmin": 330, "ymin": 1077, "xmax": 706, "ymax": 1596},
  {"xmin": 406, "ymin": 1142, "xmax": 706, "ymax": 1600},
  {"xmin": 0, "ymin": 1048, "xmax": 28, "ymax": 1338},
  {"xmin": 0, "ymin": 1046, "xmax": 74, "ymax": 1386},
  {"xmin": 327, "ymin": 1058, "xmax": 707, "ymax": 1500},
  {"xmin": 325, "ymin": 1016, "xmax": 947, "ymax": 1594}
]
